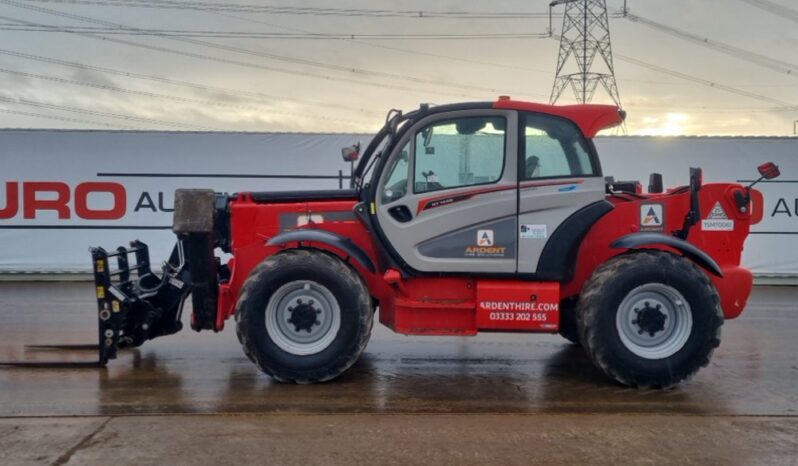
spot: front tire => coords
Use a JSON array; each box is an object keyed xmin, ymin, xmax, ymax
[
  {"xmin": 235, "ymin": 249, "xmax": 373, "ymax": 383},
  {"xmin": 577, "ymin": 250, "xmax": 723, "ymax": 388}
]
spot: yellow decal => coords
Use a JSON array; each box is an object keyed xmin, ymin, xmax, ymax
[
  {"xmin": 96, "ymin": 286, "xmax": 105, "ymax": 299},
  {"xmin": 112, "ymin": 301, "xmax": 121, "ymax": 313},
  {"xmin": 95, "ymin": 260, "xmax": 105, "ymax": 273}
]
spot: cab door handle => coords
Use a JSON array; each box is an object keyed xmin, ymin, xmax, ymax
[{"xmin": 388, "ymin": 205, "xmax": 413, "ymax": 223}]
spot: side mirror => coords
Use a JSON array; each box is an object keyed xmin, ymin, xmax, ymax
[
  {"xmin": 747, "ymin": 161, "xmax": 781, "ymax": 191},
  {"xmin": 341, "ymin": 143, "xmax": 360, "ymax": 162},
  {"xmin": 758, "ymin": 162, "xmax": 780, "ymax": 180}
]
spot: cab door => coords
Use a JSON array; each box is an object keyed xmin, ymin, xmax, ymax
[
  {"xmin": 516, "ymin": 112, "xmax": 606, "ymax": 274},
  {"xmin": 375, "ymin": 109, "xmax": 518, "ymax": 273}
]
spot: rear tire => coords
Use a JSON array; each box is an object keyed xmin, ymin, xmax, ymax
[
  {"xmin": 235, "ymin": 249, "xmax": 373, "ymax": 383},
  {"xmin": 577, "ymin": 250, "xmax": 723, "ymax": 388}
]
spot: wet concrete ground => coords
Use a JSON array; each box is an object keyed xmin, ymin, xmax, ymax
[{"xmin": 1, "ymin": 282, "xmax": 797, "ymax": 465}]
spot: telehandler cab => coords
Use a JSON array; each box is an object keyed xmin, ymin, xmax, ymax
[{"xmin": 54, "ymin": 98, "xmax": 779, "ymax": 387}]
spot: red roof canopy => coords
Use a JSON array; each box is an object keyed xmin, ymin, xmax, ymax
[{"xmin": 493, "ymin": 98, "xmax": 624, "ymax": 138}]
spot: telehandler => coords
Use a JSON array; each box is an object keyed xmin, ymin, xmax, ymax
[{"xmin": 65, "ymin": 98, "xmax": 779, "ymax": 387}]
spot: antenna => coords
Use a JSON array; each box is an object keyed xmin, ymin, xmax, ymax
[
  {"xmin": 549, "ymin": 0, "xmax": 623, "ymax": 108},
  {"xmin": 793, "ymin": 119, "xmax": 797, "ymax": 135}
]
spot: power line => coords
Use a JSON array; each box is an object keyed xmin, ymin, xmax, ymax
[
  {"xmin": 7, "ymin": 0, "xmax": 791, "ymax": 123},
  {"xmin": 0, "ymin": 15, "xmax": 476, "ymax": 100},
  {"xmin": 0, "ymin": 25, "xmax": 553, "ymax": 40},
  {"xmin": 14, "ymin": 0, "xmax": 559, "ymax": 19},
  {"xmin": 169, "ymin": 7, "xmax": 798, "ymax": 107},
  {"xmin": 736, "ymin": 0, "xmax": 798, "ymax": 23},
  {"xmin": 0, "ymin": 95, "xmax": 223, "ymax": 129},
  {"xmin": 206, "ymin": 10, "xmax": 555, "ymax": 77},
  {"xmin": 180, "ymin": 4, "xmax": 798, "ymax": 102},
  {"xmin": 0, "ymin": 2, "xmax": 544, "ymax": 98},
  {"xmin": 544, "ymin": 32, "xmax": 794, "ymax": 109},
  {"xmin": 0, "ymin": 48, "xmax": 382, "ymax": 117},
  {"xmin": 622, "ymin": 80, "xmax": 797, "ymax": 88},
  {"xmin": 624, "ymin": 13, "xmax": 798, "ymax": 77},
  {"xmin": 0, "ymin": 67, "xmax": 371, "ymax": 126},
  {"xmin": 613, "ymin": 52, "xmax": 793, "ymax": 107},
  {"xmin": 625, "ymin": 103, "xmax": 798, "ymax": 113},
  {"xmin": 0, "ymin": 107, "xmax": 139, "ymax": 128}
]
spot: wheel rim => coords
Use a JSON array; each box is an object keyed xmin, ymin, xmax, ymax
[
  {"xmin": 265, "ymin": 280, "xmax": 341, "ymax": 356},
  {"xmin": 615, "ymin": 283, "xmax": 693, "ymax": 360}
]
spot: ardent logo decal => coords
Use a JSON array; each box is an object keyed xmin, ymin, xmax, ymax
[
  {"xmin": 477, "ymin": 229, "xmax": 494, "ymax": 246},
  {"xmin": 465, "ymin": 229, "xmax": 506, "ymax": 257},
  {"xmin": 465, "ymin": 246, "xmax": 507, "ymax": 257},
  {"xmin": 640, "ymin": 204, "xmax": 664, "ymax": 231}
]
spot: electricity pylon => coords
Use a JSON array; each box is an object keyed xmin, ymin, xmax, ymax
[{"xmin": 549, "ymin": 0, "xmax": 623, "ymax": 108}]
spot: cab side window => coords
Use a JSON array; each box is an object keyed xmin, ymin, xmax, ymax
[
  {"xmin": 382, "ymin": 142, "xmax": 411, "ymax": 203},
  {"xmin": 522, "ymin": 113, "xmax": 596, "ymax": 180},
  {"xmin": 414, "ymin": 116, "xmax": 506, "ymax": 194}
]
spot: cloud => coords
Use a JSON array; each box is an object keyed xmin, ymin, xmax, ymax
[
  {"xmin": 0, "ymin": 0, "xmax": 795, "ymax": 133},
  {"xmin": 633, "ymin": 113, "xmax": 692, "ymax": 136}
]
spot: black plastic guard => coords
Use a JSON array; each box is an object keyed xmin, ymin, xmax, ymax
[
  {"xmin": 536, "ymin": 200, "xmax": 615, "ymax": 281},
  {"xmin": 611, "ymin": 232, "xmax": 724, "ymax": 277},
  {"xmin": 267, "ymin": 229, "xmax": 376, "ymax": 273}
]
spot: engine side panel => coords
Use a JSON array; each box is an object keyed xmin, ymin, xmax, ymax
[
  {"xmin": 564, "ymin": 183, "xmax": 755, "ymax": 319},
  {"xmin": 216, "ymin": 194, "xmax": 388, "ymax": 330}
]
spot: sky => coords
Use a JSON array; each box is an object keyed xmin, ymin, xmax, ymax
[{"xmin": 0, "ymin": 0, "xmax": 796, "ymax": 136}]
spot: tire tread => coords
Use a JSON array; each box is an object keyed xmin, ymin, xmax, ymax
[
  {"xmin": 234, "ymin": 249, "xmax": 373, "ymax": 383},
  {"xmin": 577, "ymin": 250, "xmax": 723, "ymax": 388}
]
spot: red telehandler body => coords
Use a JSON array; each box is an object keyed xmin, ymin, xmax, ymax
[{"xmin": 53, "ymin": 98, "xmax": 778, "ymax": 387}]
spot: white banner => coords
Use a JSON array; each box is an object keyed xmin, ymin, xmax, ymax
[
  {"xmin": 0, "ymin": 130, "xmax": 363, "ymax": 272},
  {"xmin": 1, "ymin": 130, "xmax": 796, "ymax": 275}
]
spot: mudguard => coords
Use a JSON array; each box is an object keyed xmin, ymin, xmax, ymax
[
  {"xmin": 267, "ymin": 229, "xmax": 376, "ymax": 273},
  {"xmin": 611, "ymin": 232, "xmax": 723, "ymax": 277},
  {"xmin": 537, "ymin": 200, "xmax": 615, "ymax": 281}
]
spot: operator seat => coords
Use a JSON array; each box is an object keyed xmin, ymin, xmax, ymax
[{"xmin": 525, "ymin": 155, "xmax": 541, "ymax": 179}]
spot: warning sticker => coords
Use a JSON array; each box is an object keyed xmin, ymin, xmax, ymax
[
  {"xmin": 520, "ymin": 224, "xmax": 548, "ymax": 239},
  {"xmin": 640, "ymin": 204, "xmax": 664, "ymax": 231},
  {"xmin": 702, "ymin": 202, "xmax": 734, "ymax": 231}
]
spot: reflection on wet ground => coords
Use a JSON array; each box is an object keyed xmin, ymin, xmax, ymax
[{"xmin": 1, "ymin": 282, "xmax": 797, "ymax": 417}]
